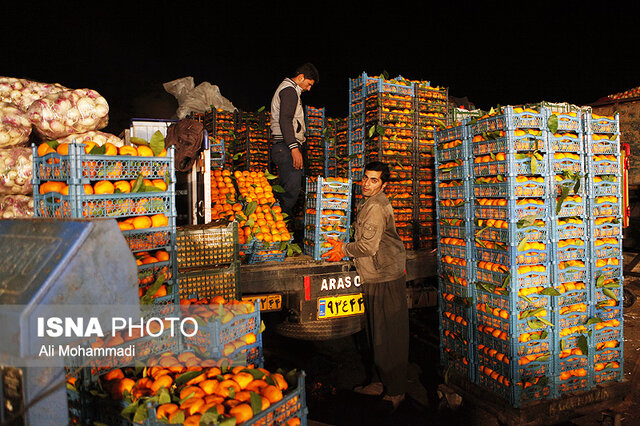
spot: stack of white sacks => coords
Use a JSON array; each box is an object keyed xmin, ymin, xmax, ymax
[{"xmin": 0, "ymin": 76, "xmax": 123, "ymax": 218}]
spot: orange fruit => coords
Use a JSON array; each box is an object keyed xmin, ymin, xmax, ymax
[
  {"xmin": 229, "ymin": 403, "xmax": 253, "ymax": 423},
  {"xmin": 151, "ymin": 213, "xmax": 169, "ymax": 227},
  {"xmin": 152, "ymin": 179, "xmax": 168, "ymax": 191},
  {"xmin": 132, "ymin": 216, "xmax": 152, "ymax": 229},
  {"xmin": 183, "ymin": 414, "xmax": 202, "ymax": 426},
  {"xmin": 156, "ymin": 403, "xmax": 179, "ymax": 420},
  {"xmin": 102, "ymin": 368, "xmax": 125, "ymax": 381},
  {"xmin": 114, "ymin": 180, "xmax": 131, "ymax": 193},
  {"xmin": 150, "ymin": 374, "xmax": 174, "ymax": 394},
  {"xmin": 119, "ymin": 145, "xmax": 138, "ymax": 156},
  {"xmin": 261, "ymin": 385, "xmax": 283, "ymax": 403},
  {"xmin": 137, "ymin": 145, "xmax": 155, "ymax": 156},
  {"xmin": 83, "ymin": 141, "xmax": 97, "ymax": 153},
  {"xmin": 93, "ymin": 180, "xmax": 115, "ymax": 194},
  {"xmin": 232, "ymin": 372, "xmax": 254, "ymax": 390}
]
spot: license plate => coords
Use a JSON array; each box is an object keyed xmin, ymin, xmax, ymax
[
  {"xmin": 242, "ymin": 294, "xmax": 282, "ymax": 312},
  {"xmin": 317, "ymin": 293, "xmax": 365, "ymax": 319}
]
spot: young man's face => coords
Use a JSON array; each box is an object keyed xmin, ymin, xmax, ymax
[
  {"xmin": 294, "ymin": 74, "xmax": 314, "ymax": 92},
  {"xmin": 361, "ymin": 170, "xmax": 387, "ymax": 198}
]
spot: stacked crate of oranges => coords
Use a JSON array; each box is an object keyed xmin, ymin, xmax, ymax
[
  {"xmin": 305, "ymin": 106, "xmax": 325, "ymax": 177},
  {"xmin": 434, "ymin": 123, "xmax": 474, "ymax": 382},
  {"xmin": 33, "ymin": 136, "xmax": 179, "ymax": 317},
  {"xmin": 584, "ymin": 112, "xmax": 624, "ymax": 387}
]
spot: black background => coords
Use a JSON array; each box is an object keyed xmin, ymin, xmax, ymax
[{"xmin": 5, "ymin": 2, "xmax": 639, "ymax": 133}]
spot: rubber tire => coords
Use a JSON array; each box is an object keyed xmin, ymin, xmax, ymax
[{"xmin": 275, "ymin": 316, "xmax": 363, "ymax": 341}]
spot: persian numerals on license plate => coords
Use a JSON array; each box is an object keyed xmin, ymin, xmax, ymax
[{"xmin": 317, "ymin": 293, "xmax": 365, "ymax": 319}]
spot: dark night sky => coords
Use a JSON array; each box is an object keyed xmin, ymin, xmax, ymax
[{"xmin": 4, "ymin": 2, "xmax": 639, "ymax": 134}]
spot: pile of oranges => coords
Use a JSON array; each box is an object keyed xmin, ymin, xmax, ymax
[{"xmin": 90, "ymin": 354, "xmax": 301, "ymax": 426}]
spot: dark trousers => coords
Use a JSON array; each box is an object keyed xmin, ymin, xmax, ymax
[
  {"xmin": 362, "ymin": 275, "xmax": 409, "ymax": 396},
  {"xmin": 270, "ymin": 142, "xmax": 302, "ymax": 219}
]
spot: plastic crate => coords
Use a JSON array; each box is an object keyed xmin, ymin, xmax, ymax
[
  {"xmin": 588, "ymin": 237, "xmax": 622, "ymax": 260},
  {"xmin": 551, "ymin": 195, "xmax": 586, "ymax": 218},
  {"xmin": 476, "ymin": 350, "xmax": 553, "ymax": 396},
  {"xmin": 476, "ymin": 364, "xmax": 553, "ymax": 408},
  {"xmin": 33, "ymin": 142, "xmax": 173, "ymax": 182},
  {"xmin": 588, "ymin": 197, "xmax": 621, "ymax": 218},
  {"xmin": 176, "ymin": 221, "xmax": 237, "ymax": 269},
  {"xmin": 471, "ymin": 106, "xmax": 546, "ymax": 134},
  {"xmin": 585, "ymin": 135, "xmax": 620, "ymax": 155},
  {"xmin": 472, "ymin": 131, "xmax": 547, "ymax": 155},
  {"xmin": 437, "ymin": 202, "xmax": 471, "ymax": 220},
  {"xmin": 178, "ymin": 263, "xmax": 240, "ymax": 301},
  {"xmin": 182, "ymin": 300, "xmax": 260, "ymax": 356},
  {"xmin": 439, "ymin": 275, "xmax": 473, "ymax": 298},
  {"xmin": 474, "ymin": 199, "xmax": 549, "ymax": 221},
  {"xmin": 588, "ymin": 154, "xmax": 621, "ymax": 175},
  {"xmin": 589, "ymin": 217, "xmax": 622, "ymax": 238},
  {"xmin": 473, "ymin": 155, "xmax": 548, "ymax": 177},
  {"xmin": 438, "ymin": 222, "xmax": 472, "ymax": 240},
  {"xmin": 144, "ymin": 369, "xmax": 307, "ymax": 426},
  {"xmin": 306, "ymin": 176, "xmax": 351, "ymax": 195},
  {"xmin": 475, "ymin": 263, "xmax": 550, "ymax": 290},
  {"xmin": 552, "ymin": 261, "xmax": 589, "ymax": 285},
  {"xmin": 549, "ymin": 152, "xmax": 584, "ymax": 175},
  {"xmin": 435, "ymin": 125, "xmax": 468, "ymax": 144},
  {"xmin": 592, "ymin": 363, "xmax": 623, "ymax": 386},
  {"xmin": 588, "ymin": 176, "xmax": 621, "ymax": 197},
  {"xmin": 475, "ymin": 244, "xmax": 549, "ymax": 267},
  {"xmin": 439, "ymin": 181, "xmax": 471, "ymax": 200},
  {"xmin": 436, "ymin": 142, "xmax": 470, "ymax": 163},
  {"xmin": 545, "ymin": 110, "xmax": 582, "ymax": 132},
  {"xmin": 584, "ymin": 112, "xmax": 619, "ymax": 134},
  {"xmin": 130, "ymin": 118, "xmax": 177, "ymax": 140},
  {"xmin": 248, "ymin": 240, "xmax": 288, "ymax": 263},
  {"xmin": 474, "ymin": 220, "xmax": 549, "ymax": 244},
  {"xmin": 473, "ymin": 177, "xmax": 548, "ymax": 199},
  {"xmin": 551, "ymin": 241, "xmax": 587, "ymax": 262},
  {"xmin": 548, "ymin": 131, "xmax": 583, "ymax": 152},
  {"xmin": 437, "ymin": 160, "xmax": 471, "ymax": 181},
  {"xmin": 122, "ymin": 225, "xmax": 174, "ymax": 253},
  {"xmin": 552, "ymin": 218, "xmax": 586, "ymax": 240},
  {"xmin": 553, "ymin": 287, "xmax": 589, "ymax": 308}
]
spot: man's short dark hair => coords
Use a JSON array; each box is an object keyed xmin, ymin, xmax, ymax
[
  {"xmin": 364, "ymin": 161, "xmax": 390, "ymax": 184},
  {"xmin": 295, "ymin": 63, "xmax": 319, "ymax": 83}
]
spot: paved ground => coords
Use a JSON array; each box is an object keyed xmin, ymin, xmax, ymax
[{"xmin": 262, "ymin": 263, "xmax": 640, "ymax": 425}]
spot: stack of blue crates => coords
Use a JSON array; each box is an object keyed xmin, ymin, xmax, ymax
[
  {"xmin": 32, "ymin": 141, "xmax": 180, "ymax": 315},
  {"xmin": 435, "ymin": 107, "xmax": 625, "ymax": 408},
  {"xmin": 585, "ymin": 112, "xmax": 624, "ymax": 387},
  {"xmin": 324, "ymin": 117, "xmax": 338, "ymax": 177},
  {"xmin": 305, "ymin": 106, "xmax": 326, "ymax": 177},
  {"xmin": 469, "ymin": 107, "xmax": 555, "ymax": 406},
  {"xmin": 546, "ymin": 109, "xmax": 592, "ymax": 395},
  {"xmin": 303, "ymin": 176, "xmax": 352, "ymax": 260},
  {"xmin": 435, "ymin": 123, "xmax": 475, "ymax": 382}
]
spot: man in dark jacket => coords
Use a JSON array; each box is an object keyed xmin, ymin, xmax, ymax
[
  {"xmin": 323, "ymin": 161, "xmax": 408, "ymax": 411},
  {"xmin": 270, "ymin": 63, "xmax": 319, "ymax": 221}
]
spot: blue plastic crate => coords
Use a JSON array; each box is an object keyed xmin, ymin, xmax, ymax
[
  {"xmin": 585, "ymin": 134, "xmax": 620, "ymax": 155},
  {"xmin": 474, "ymin": 199, "xmax": 549, "ymax": 221},
  {"xmin": 592, "ymin": 305, "xmax": 623, "ymax": 322},
  {"xmin": 474, "ymin": 176, "xmax": 549, "ymax": 199},
  {"xmin": 305, "ymin": 192, "xmax": 351, "ymax": 211},
  {"xmin": 551, "ymin": 175, "xmax": 586, "ymax": 199},
  {"xmin": 472, "ymin": 130, "xmax": 547, "ymax": 155},
  {"xmin": 440, "ymin": 239, "xmax": 474, "ymax": 259},
  {"xmin": 182, "ymin": 300, "xmax": 260, "ymax": 356},
  {"xmin": 584, "ymin": 112, "xmax": 619, "ymax": 134},
  {"xmin": 435, "ymin": 125, "xmax": 468, "ymax": 144},
  {"xmin": 437, "ymin": 159, "xmax": 471, "ymax": 181},
  {"xmin": 474, "ymin": 219, "xmax": 549, "ymax": 244},
  {"xmin": 588, "ymin": 196, "xmax": 622, "ymax": 218},
  {"xmin": 549, "ymin": 152, "xmax": 584, "ymax": 174},
  {"xmin": 472, "ymin": 154, "xmax": 549, "ymax": 177},
  {"xmin": 439, "ymin": 181, "xmax": 471, "ymax": 200},
  {"xmin": 471, "ymin": 106, "xmax": 546, "ymax": 134},
  {"xmin": 592, "ymin": 363, "xmax": 623, "ymax": 386},
  {"xmin": 590, "ymin": 262, "xmax": 622, "ymax": 283},
  {"xmin": 588, "ymin": 176, "xmax": 621, "ymax": 197},
  {"xmin": 588, "ymin": 237, "xmax": 622, "ymax": 260},
  {"xmin": 589, "ymin": 217, "xmax": 622, "ymax": 238},
  {"xmin": 122, "ymin": 224, "xmax": 175, "ymax": 253},
  {"xmin": 553, "ymin": 287, "xmax": 589, "ymax": 307},
  {"xmin": 551, "ymin": 195, "xmax": 586, "ymax": 218},
  {"xmin": 475, "ymin": 326, "xmax": 553, "ymax": 359},
  {"xmin": 548, "ymin": 131, "xmax": 583, "ymax": 152},
  {"xmin": 305, "ymin": 176, "xmax": 351, "ymax": 195},
  {"xmin": 552, "ymin": 260, "xmax": 589, "ymax": 285},
  {"xmin": 474, "ymin": 288, "xmax": 552, "ymax": 336},
  {"xmin": 546, "ymin": 110, "xmax": 583, "ymax": 133},
  {"xmin": 555, "ymin": 372, "xmax": 591, "ymax": 396},
  {"xmin": 34, "ymin": 190, "xmax": 174, "ymax": 219},
  {"xmin": 588, "ymin": 153, "xmax": 621, "ymax": 175},
  {"xmin": 436, "ymin": 141, "xmax": 470, "ymax": 162},
  {"xmin": 552, "ymin": 217, "xmax": 586, "ymax": 240},
  {"xmin": 437, "ymin": 201, "xmax": 471, "ymax": 220},
  {"xmin": 551, "ymin": 241, "xmax": 587, "ymax": 262},
  {"xmin": 438, "ymin": 221, "xmax": 472, "ymax": 240},
  {"xmin": 475, "ymin": 263, "xmax": 550, "ymax": 290},
  {"xmin": 248, "ymin": 241, "xmax": 288, "ymax": 263},
  {"xmin": 476, "ymin": 365, "xmax": 553, "ymax": 408},
  {"xmin": 475, "ymin": 244, "xmax": 549, "ymax": 267},
  {"xmin": 439, "ymin": 295, "xmax": 474, "ymax": 342},
  {"xmin": 477, "ymin": 349, "xmax": 553, "ymax": 394},
  {"xmin": 33, "ymin": 142, "xmax": 174, "ymax": 182}
]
